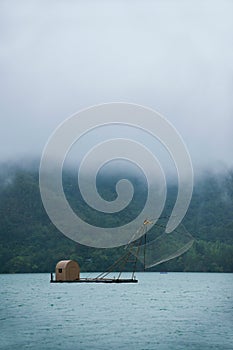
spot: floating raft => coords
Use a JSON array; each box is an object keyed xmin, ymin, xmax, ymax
[
  {"xmin": 50, "ymin": 277, "xmax": 138, "ymax": 284},
  {"xmin": 50, "ymin": 260, "xmax": 138, "ymax": 284}
]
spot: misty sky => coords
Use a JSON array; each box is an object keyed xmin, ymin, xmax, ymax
[{"xmin": 1, "ymin": 0, "xmax": 233, "ymax": 174}]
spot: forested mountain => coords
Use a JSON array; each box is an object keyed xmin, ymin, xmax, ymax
[{"xmin": 0, "ymin": 163, "xmax": 233, "ymax": 273}]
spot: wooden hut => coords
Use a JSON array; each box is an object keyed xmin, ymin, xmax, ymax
[{"xmin": 55, "ymin": 260, "xmax": 80, "ymax": 282}]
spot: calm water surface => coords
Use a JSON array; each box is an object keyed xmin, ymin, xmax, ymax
[{"xmin": 0, "ymin": 273, "xmax": 232, "ymax": 350}]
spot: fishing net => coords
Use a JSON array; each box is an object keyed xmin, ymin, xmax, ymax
[{"xmin": 129, "ymin": 221, "xmax": 194, "ymax": 269}]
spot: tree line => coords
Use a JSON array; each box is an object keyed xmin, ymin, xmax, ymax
[{"xmin": 0, "ymin": 165, "xmax": 232, "ymax": 273}]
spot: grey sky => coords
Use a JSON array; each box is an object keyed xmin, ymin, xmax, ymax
[{"xmin": 1, "ymin": 0, "xmax": 233, "ymax": 174}]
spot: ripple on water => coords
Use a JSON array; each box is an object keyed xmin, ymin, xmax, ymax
[{"xmin": 0, "ymin": 272, "xmax": 233, "ymax": 350}]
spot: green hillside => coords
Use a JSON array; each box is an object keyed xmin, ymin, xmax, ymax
[{"xmin": 0, "ymin": 165, "xmax": 232, "ymax": 273}]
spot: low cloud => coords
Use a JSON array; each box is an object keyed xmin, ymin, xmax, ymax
[{"xmin": 1, "ymin": 0, "xmax": 233, "ymax": 175}]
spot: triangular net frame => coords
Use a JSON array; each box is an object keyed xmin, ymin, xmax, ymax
[{"xmin": 128, "ymin": 218, "xmax": 194, "ymax": 269}]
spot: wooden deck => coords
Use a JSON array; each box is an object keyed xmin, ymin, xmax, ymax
[{"xmin": 50, "ymin": 277, "xmax": 138, "ymax": 283}]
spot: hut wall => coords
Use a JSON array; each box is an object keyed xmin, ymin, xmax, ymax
[{"xmin": 55, "ymin": 260, "xmax": 80, "ymax": 281}]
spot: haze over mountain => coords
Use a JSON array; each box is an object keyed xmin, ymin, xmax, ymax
[
  {"xmin": 1, "ymin": 1, "xmax": 233, "ymax": 273},
  {"xmin": 0, "ymin": 163, "xmax": 232, "ymax": 273}
]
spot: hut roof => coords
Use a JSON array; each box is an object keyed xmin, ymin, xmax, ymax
[{"xmin": 56, "ymin": 260, "xmax": 79, "ymax": 269}]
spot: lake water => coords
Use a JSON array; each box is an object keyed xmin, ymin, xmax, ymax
[{"xmin": 0, "ymin": 273, "xmax": 232, "ymax": 350}]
